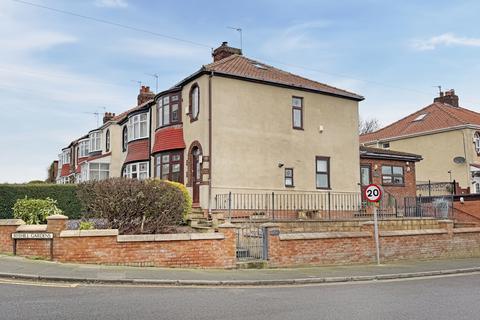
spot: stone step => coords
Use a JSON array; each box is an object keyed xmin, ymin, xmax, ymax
[
  {"xmin": 236, "ymin": 260, "xmax": 267, "ymax": 269},
  {"xmin": 187, "ymin": 212, "xmax": 206, "ymax": 219}
]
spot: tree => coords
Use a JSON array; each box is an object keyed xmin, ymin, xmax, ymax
[{"xmin": 359, "ymin": 118, "xmax": 380, "ymax": 135}]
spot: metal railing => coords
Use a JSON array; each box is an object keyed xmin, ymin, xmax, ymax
[
  {"xmin": 403, "ymin": 195, "xmax": 453, "ymax": 219},
  {"xmin": 416, "ymin": 180, "xmax": 456, "ymax": 197},
  {"xmin": 215, "ymin": 191, "xmax": 401, "ymax": 221}
]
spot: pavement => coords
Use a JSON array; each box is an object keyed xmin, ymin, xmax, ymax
[{"xmin": 1, "ymin": 254, "xmax": 480, "ymax": 286}]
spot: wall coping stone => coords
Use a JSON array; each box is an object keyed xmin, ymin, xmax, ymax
[
  {"xmin": 217, "ymin": 222, "xmax": 237, "ymax": 228},
  {"xmin": 279, "ymin": 231, "xmax": 371, "ymax": 240},
  {"xmin": 60, "ymin": 229, "xmax": 118, "ymax": 237},
  {"xmin": 380, "ymin": 229, "xmax": 447, "ymax": 237},
  {"xmin": 0, "ymin": 219, "xmax": 25, "ymax": 226},
  {"xmin": 46, "ymin": 214, "xmax": 68, "ymax": 220},
  {"xmin": 16, "ymin": 224, "xmax": 47, "ymax": 232},
  {"xmin": 117, "ymin": 233, "xmax": 225, "ymax": 242},
  {"xmin": 453, "ymin": 227, "xmax": 480, "ymax": 234}
]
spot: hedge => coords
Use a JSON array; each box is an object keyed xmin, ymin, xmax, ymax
[{"xmin": 0, "ymin": 184, "xmax": 82, "ymax": 219}]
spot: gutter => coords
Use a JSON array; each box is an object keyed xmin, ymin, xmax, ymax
[{"xmin": 208, "ymin": 71, "xmax": 214, "ymax": 215}]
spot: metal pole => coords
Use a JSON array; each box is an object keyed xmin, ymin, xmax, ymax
[
  {"xmin": 373, "ymin": 204, "xmax": 381, "ymax": 265},
  {"xmin": 228, "ymin": 192, "xmax": 232, "ymax": 222},
  {"xmin": 272, "ymin": 192, "xmax": 275, "ymax": 221}
]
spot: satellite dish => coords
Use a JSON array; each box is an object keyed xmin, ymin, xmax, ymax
[{"xmin": 453, "ymin": 156, "xmax": 466, "ymax": 164}]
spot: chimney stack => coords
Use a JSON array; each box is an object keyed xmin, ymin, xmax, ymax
[
  {"xmin": 103, "ymin": 112, "xmax": 116, "ymax": 124},
  {"xmin": 137, "ymin": 86, "xmax": 155, "ymax": 105},
  {"xmin": 212, "ymin": 41, "xmax": 242, "ymax": 62},
  {"xmin": 434, "ymin": 89, "xmax": 459, "ymax": 107}
]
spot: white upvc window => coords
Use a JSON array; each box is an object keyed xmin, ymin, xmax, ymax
[
  {"xmin": 123, "ymin": 162, "xmax": 149, "ymax": 180},
  {"xmin": 62, "ymin": 150, "xmax": 71, "ymax": 164},
  {"xmin": 89, "ymin": 131, "xmax": 102, "ymax": 152},
  {"xmin": 127, "ymin": 113, "xmax": 148, "ymax": 141},
  {"xmin": 78, "ymin": 140, "xmax": 89, "ymax": 158},
  {"xmin": 88, "ymin": 163, "xmax": 109, "ymax": 181},
  {"xmin": 474, "ymin": 132, "xmax": 480, "ymax": 154}
]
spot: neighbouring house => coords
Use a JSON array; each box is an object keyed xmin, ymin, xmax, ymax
[
  {"xmin": 360, "ymin": 90, "xmax": 480, "ymax": 194},
  {"xmin": 46, "ymin": 160, "xmax": 58, "ymax": 183},
  {"xmin": 54, "ymin": 42, "xmax": 364, "ymax": 213},
  {"xmin": 359, "ymin": 146, "xmax": 422, "ymax": 203}
]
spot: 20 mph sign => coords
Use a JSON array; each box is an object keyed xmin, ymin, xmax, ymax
[{"xmin": 364, "ymin": 184, "xmax": 382, "ymax": 203}]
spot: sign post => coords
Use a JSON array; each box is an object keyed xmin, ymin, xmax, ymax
[{"xmin": 364, "ymin": 184, "xmax": 382, "ymax": 265}]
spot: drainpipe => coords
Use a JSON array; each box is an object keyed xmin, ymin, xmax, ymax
[{"xmin": 208, "ymin": 71, "xmax": 214, "ymax": 215}]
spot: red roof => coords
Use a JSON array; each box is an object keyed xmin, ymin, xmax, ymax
[
  {"xmin": 125, "ymin": 139, "xmax": 150, "ymax": 163},
  {"xmin": 152, "ymin": 127, "xmax": 186, "ymax": 154},
  {"xmin": 60, "ymin": 164, "xmax": 70, "ymax": 177},
  {"xmin": 201, "ymin": 55, "xmax": 363, "ymax": 100},
  {"xmin": 360, "ymin": 102, "xmax": 480, "ymax": 143}
]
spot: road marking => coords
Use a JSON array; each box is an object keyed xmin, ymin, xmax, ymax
[{"xmin": 0, "ymin": 279, "xmax": 78, "ymax": 288}]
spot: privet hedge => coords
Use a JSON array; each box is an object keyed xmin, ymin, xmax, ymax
[{"xmin": 0, "ymin": 184, "xmax": 82, "ymax": 219}]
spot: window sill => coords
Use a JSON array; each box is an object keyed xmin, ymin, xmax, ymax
[
  {"xmin": 155, "ymin": 123, "xmax": 183, "ymax": 131},
  {"xmin": 127, "ymin": 137, "xmax": 149, "ymax": 144},
  {"xmin": 285, "ymin": 185, "xmax": 295, "ymax": 188},
  {"xmin": 293, "ymin": 127, "xmax": 304, "ymax": 130},
  {"xmin": 316, "ymin": 187, "xmax": 331, "ymax": 190}
]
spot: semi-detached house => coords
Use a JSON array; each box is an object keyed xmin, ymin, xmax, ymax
[{"xmin": 56, "ymin": 42, "xmax": 364, "ymax": 212}]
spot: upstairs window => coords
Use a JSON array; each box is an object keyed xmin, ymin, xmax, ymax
[
  {"xmin": 62, "ymin": 150, "xmax": 71, "ymax": 164},
  {"xmin": 157, "ymin": 93, "xmax": 181, "ymax": 128},
  {"xmin": 292, "ymin": 97, "xmax": 303, "ymax": 129},
  {"xmin": 105, "ymin": 130, "xmax": 110, "ymax": 152},
  {"xmin": 128, "ymin": 113, "xmax": 148, "ymax": 141},
  {"xmin": 189, "ymin": 84, "xmax": 200, "ymax": 121},
  {"xmin": 285, "ymin": 168, "xmax": 294, "ymax": 187},
  {"xmin": 474, "ymin": 132, "xmax": 480, "ymax": 154},
  {"xmin": 382, "ymin": 165, "xmax": 404, "ymax": 185},
  {"xmin": 89, "ymin": 131, "xmax": 102, "ymax": 152},
  {"xmin": 315, "ymin": 156, "xmax": 330, "ymax": 189},
  {"xmin": 78, "ymin": 140, "xmax": 89, "ymax": 158},
  {"xmin": 122, "ymin": 126, "xmax": 128, "ymax": 152}
]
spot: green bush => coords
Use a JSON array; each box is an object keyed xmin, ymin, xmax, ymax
[
  {"xmin": 12, "ymin": 197, "xmax": 63, "ymax": 224},
  {"xmin": 79, "ymin": 221, "xmax": 93, "ymax": 230},
  {"xmin": 0, "ymin": 184, "xmax": 82, "ymax": 219},
  {"xmin": 163, "ymin": 180, "xmax": 192, "ymax": 221},
  {"xmin": 77, "ymin": 178, "xmax": 190, "ymax": 234}
]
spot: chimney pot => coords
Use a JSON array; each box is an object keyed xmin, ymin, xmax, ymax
[
  {"xmin": 137, "ymin": 85, "xmax": 155, "ymax": 105},
  {"xmin": 434, "ymin": 88, "xmax": 459, "ymax": 107}
]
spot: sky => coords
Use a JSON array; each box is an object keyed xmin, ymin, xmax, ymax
[{"xmin": 1, "ymin": 0, "xmax": 480, "ymax": 183}]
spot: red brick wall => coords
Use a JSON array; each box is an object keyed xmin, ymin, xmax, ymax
[
  {"xmin": 0, "ymin": 225, "xmax": 18, "ymax": 253},
  {"xmin": 360, "ymin": 158, "xmax": 417, "ymax": 201},
  {"xmin": 453, "ymin": 199, "xmax": 480, "ymax": 225},
  {"xmin": 15, "ymin": 239, "xmax": 51, "ymax": 259},
  {"xmin": 53, "ymin": 231, "xmax": 236, "ymax": 268}
]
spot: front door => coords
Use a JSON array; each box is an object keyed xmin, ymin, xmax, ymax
[
  {"xmin": 192, "ymin": 148, "xmax": 201, "ymax": 204},
  {"xmin": 360, "ymin": 165, "xmax": 372, "ymax": 197}
]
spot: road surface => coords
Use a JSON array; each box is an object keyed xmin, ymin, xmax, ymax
[{"xmin": 1, "ymin": 273, "xmax": 479, "ymax": 320}]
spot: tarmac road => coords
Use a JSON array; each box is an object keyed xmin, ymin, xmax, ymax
[{"xmin": 1, "ymin": 273, "xmax": 479, "ymax": 320}]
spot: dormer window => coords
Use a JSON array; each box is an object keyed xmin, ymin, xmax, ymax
[
  {"xmin": 474, "ymin": 132, "xmax": 480, "ymax": 154},
  {"xmin": 189, "ymin": 84, "xmax": 200, "ymax": 121},
  {"xmin": 127, "ymin": 113, "xmax": 148, "ymax": 141},
  {"xmin": 89, "ymin": 131, "xmax": 102, "ymax": 152}
]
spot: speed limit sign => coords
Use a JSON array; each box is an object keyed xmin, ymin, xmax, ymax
[{"xmin": 364, "ymin": 184, "xmax": 382, "ymax": 202}]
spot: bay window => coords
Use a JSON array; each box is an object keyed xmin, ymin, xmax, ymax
[
  {"xmin": 157, "ymin": 93, "xmax": 181, "ymax": 128},
  {"xmin": 89, "ymin": 163, "xmax": 109, "ymax": 181},
  {"xmin": 62, "ymin": 150, "xmax": 71, "ymax": 164},
  {"xmin": 78, "ymin": 140, "xmax": 89, "ymax": 158},
  {"xmin": 155, "ymin": 151, "xmax": 183, "ymax": 183},
  {"xmin": 124, "ymin": 162, "xmax": 149, "ymax": 180},
  {"xmin": 89, "ymin": 131, "xmax": 102, "ymax": 152},
  {"xmin": 127, "ymin": 113, "xmax": 148, "ymax": 141}
]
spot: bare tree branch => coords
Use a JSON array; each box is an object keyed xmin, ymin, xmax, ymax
[{"xmin": 359, "ymin": 118, "xmax": 380, "ymax": 135}]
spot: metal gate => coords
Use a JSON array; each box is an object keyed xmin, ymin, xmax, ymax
[{"xmin": 236, "ymin": 224, "xmax": 268, "ymax": 261}]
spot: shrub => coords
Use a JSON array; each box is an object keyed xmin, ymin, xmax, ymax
[
  {"xmin": 12, "ymin": 197, "xmax": 63, "ymax": 224},
  {"xmin": 0, "ymin": 184, "xmax": 82, "ymax": 219},
  {"xmin": 77, "ymin": 178, "xmax": 189, "ymax": 234},
  {"xmin": 79, "ymin": 221, "xmax": 93, "ymax": 230},
  {"xmin": 164, "ymin": 180, "xmax": 192, "ymax": 221}
]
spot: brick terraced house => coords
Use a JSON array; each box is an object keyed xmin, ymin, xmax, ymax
[
  {"xmin": 360, "ymin": 90, "xmax": 480, "ymax": 193},
  {"xmin": 55, "ymin": 42, "xmax": 364, "ymax": 212}
]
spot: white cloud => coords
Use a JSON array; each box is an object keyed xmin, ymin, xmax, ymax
[
  {"xmin": 411, "ymin": 33, "xmax": 480, "ymax": 51},
  {"xmin": 94, "ymin": 0, "xmax": 128, "ymax": 8}
]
